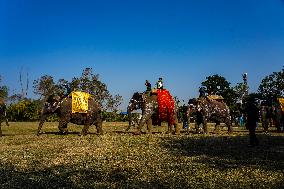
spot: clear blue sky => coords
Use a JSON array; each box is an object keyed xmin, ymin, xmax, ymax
[{"xmin": 0, "ymin": 0, "xmax": 284, "ymax": 110}]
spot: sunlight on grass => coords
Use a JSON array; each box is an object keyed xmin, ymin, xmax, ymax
[{"xmin": 0, "ymin": 122, "xmax": 283, "ymax": 188}]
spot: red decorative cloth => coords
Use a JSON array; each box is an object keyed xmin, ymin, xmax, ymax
[{"xmin": 157, "ymin": 89, "xmax": 175, "ymax": 125}]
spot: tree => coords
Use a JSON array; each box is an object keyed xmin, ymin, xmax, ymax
[
  {"xmin": 33, "ymin": 75, "xmax": 58, "ymax": 99},
  {"xmin": 6, "ymin": 99, "xmax": 42, "ymax": 121},
  {"xmin": 233, "ymin": 82, "xmax": 247, "ymax": 104},
  {"xmin": 201, "ymin": 74, "xmax": 231, "ymax": 96},
  {"xmin": 0, "ymin": 75, "xmax": 8, "ymax": 99},
  {"xmin": 69, "ymin": 68, "xmax": 123, "ymax": 112},
  {"xmin": 201, "ymin": 74, "xmax": 237, "ymax": 107},
  {"xmin": 258, "ymin": 67, "xmax": 284, "ymax": 101},
  {"xmin": 33, "ymin": 68, "xmax": 123, "ymax": 112}
]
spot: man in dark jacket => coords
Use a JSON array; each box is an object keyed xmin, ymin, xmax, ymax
[{"xmin": 245, "ymin": 98, "xmax": 260, "ymax": 147}]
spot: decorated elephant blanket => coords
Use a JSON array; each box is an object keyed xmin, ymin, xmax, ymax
[
  {"xmin": 278, "ymin": 98, "xmax": 284, "ymax": 112},
  {"xmin": 157, "ymin": 89, "xmax": 175, "ymax": 125},
  {"xmin": 72, "ymin": 91, "xmax": 91, "ymax": 113}
]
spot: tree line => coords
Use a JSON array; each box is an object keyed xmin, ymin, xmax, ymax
[{"xmin": 0, "ymin": 67, "xmax": 283, "ymax": 122}]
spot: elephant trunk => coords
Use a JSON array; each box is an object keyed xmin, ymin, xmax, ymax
[{"xmin": 37, "ymin": 108, "xmax": 49, "ymax": 136}]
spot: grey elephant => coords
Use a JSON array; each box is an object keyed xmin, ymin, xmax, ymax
[
  {"xmin": 127, "ymin": 91, "xmax": 180, "ymax": 135},
  {"xmin": 187, "ymin": 97, "xmax": 232, "ymax": 134},
  {"xmin": 37, "ymin": 93, "xmax": 103, "ymax": 136},
  {"xmin": 0, "ymin": 101, "xmax": 9, "ymax": 137}
]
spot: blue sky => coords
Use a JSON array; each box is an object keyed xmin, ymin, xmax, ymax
[{"xmin": 0, "ymin": 0, "xmax": 284, "ymax": 109}]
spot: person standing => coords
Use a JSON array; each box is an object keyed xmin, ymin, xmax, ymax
[
  {"xmin": 199, "ymin": 87, "xmax": 206, "ymax": 98},
  {"xmin": 156, "ymin": 77, "xmax": 164, "ymax": 90},
  {"xmin": 245, "ymin": 97, "xmax": 260, "ymax": 147},
  {"xmin": 145, "ymin": 80, "xmax": 151, "ymax": 92}
]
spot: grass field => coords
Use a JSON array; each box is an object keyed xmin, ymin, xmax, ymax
[{"xmin": 0, "ymin": 122, "xmax": 283, "ymax": 189}]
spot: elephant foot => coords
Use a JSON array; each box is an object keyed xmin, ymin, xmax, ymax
[
  {"xmin": 133, "ymin": 130, "xmax": 142, "ymax": 135},
  {"xmin": 213, "ymin": 130, "xmax": 220, "ymax": 134},
  {"xmin": 174, "ymin": 131, "xmax": 180, "ymax": 135},
  {"xmin": 59, "ymin": 130, "xmax": 68, "ymax": 135},
  {"xmin": 146, "ymin": 130, "xmax": 152, "ymax": 135},
  {"xmin": 227, "ymin": 130, "xmax": 233, "ymax": 134}
]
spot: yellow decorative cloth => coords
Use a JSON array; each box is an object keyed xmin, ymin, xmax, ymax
[
  {"xmin": 72, "ymin": 91, "xmax": 91, "ymax": 113},
  {"xmin": 278, "ymin": 98, "xmax": 284, "ymax": 112}
]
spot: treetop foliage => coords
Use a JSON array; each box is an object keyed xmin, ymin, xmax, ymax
[
  {"xmin": 0, "ymin": 75, "xmax": 9, "ymax": 100},
  {"xmin": 258, "ymin": 67, "xmax": 284, "ymax": 101},
  {"xmin": 33, "ymin": 67, "xmax": 122, "ymax": 112}
]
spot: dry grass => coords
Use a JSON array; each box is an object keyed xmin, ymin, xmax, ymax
[{"xmin": 0, "ymin": 122, "xmax": 283, "ymax": 188}]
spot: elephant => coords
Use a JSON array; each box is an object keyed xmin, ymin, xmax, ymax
[
  {"xmin": 127, "ymin": 91, "xmax": 180, "ymax": 135},
  {"xmin": 126, "ymin": 92, "xmax": 159, "ymax": 132},
  {"xmin": 187, "ymin": 97, "xmax": 232, "ymax": 134},
  {"xmin": 37, "ymin": 94, "xmax": 103, "ymax": 136},
  {"xmin": 274, "ymin": 99, "xmax": 284, "ymax": 132},
  {"xmin": 0, "ymin": 101, "xmax": 9, "ymax": 137}
]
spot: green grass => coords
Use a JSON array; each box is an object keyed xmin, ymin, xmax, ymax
[{"xmin": 0, "ymin": 122, "xmax": 283, "ymax": 188}]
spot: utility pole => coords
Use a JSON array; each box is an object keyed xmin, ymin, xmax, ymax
[{"xmin": 240, "ymin": 73, "xmax": 249, "ymax": 105}]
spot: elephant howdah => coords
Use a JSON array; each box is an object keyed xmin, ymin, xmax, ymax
[
  {"xmin": 278, "ymin": 98, "xmax": 284, "ymax": 112},
  {"xmin": 157, "ymin": 89, "xmax": 175, "ymax": 125},
  {"xmin": 72, "ymin": 91, "xmax": 91, "ymax": 113}
]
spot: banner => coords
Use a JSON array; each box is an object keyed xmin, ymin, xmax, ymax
[
  {"xmin": 72, "ymin": 91, "xmax": 91, "ymax": 113},
  {"xmin": 157, "ymin": 89, "xmax": 175, "ymax": 125}
]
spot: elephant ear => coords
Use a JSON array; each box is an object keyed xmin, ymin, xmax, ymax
[
  {"xmin": 141, "ymin": 93, "xmax": 148, "ymax": 102},
  {"xmin": 44, "ymin": 95, "xmax": 62, "ymax": 113}
]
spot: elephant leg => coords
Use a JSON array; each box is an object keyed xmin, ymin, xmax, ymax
[
  {"xmin": 174, "ymin": 122, "xmax": 180, "ymax": 135},
  {"xmin": 80, "ymin": 124, "xmax": 90, "ymax": 136},
  {"xmin": 5, "ymin": 118, "xmax": 9, "ymax": 126},
  {"xmin": 166, "ymin": 124, "xmax": 173, "ymax": 134},
  {"xmin": 135, "ymin": 113, "xmax": 152, "ymax": 135},
  {"xmin": 125, "ymin": 120, "xmax": 134, "ymax": 132},
  {"xmin": 125, "ymin": 114, "xmax": 132, "ymax": 132},
  {"xmin": 146, "ymin": 118, "xmax": 153, "ymax": 134},
  {"xmin": 225, "ymin": 119, "xmax": 233, "ymax": 133},
  {"xmin": 195, "ymin": 122, "xmax": 199, "ymax": 133},
  {"xmin": 58, "ymin": 120, "xmax": 68, "ymax": 135},
  {"xmin": 125, "ymin": 125, "xmax": 131, "ymax": 132},
  {"xmin": 213, "ymin": 121, "xmax": 221, "ymax": 133},
  {"xmin": 95, "ymin": 119, "xmax": 103, "ymax": 135},
  {"xmin": 203, "ymin": 120, "xmax": 208, "ymax": 134},
  {"xmin": 37, "ymin": 114, "xmax": 48, "ymax": 136}
]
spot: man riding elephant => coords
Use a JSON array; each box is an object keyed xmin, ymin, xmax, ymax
[
  {"xmin": 127, "ymin": 89, "xmax": 180, "ymax": 135},
  {"xmin": 37, "ymin": 91, "xmax": 103, "ymax": 136},
  {"xmin": 187, "ymin": 96, "xmax": 232, "ymax": 134}
]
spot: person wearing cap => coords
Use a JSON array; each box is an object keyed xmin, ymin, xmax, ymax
[
  {"xmin": 156, "ymin": 77, "xmax": 164, "ymax": 90},
  {"xmin": 145, "ymin": 80, "xmax": 151, "ymax": 92}
]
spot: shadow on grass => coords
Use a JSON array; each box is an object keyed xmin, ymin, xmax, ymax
[
  {"xmin": 160, "ymin": 134, "xmax": 284, "ymax": 172},
  {"xmin": 114, "ymin": 130, "xmax": 163, "ymax": 135},
  {"xmin": 39, "ymin": 131, "xmax": 102, "ymax": 136},
  {"xmin": 0, "ymin": 162, "xmax": 169, "ymax": 189}
]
